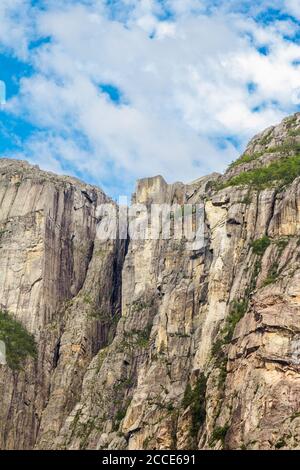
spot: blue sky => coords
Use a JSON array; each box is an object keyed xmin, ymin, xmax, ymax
[{"xmin": 0, "ymin": 0, "xmax": 300, "ymax": 197}]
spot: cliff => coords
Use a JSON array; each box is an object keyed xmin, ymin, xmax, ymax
[{"xmin": 0, "ymin": 113, "xmax": 300, "ymax": 450}]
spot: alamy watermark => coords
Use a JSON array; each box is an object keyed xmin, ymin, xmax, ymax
[
  {"xmin": 0, "ymin": 80, "xmax": 6, "ymax": 106},
  {"xmin": 0, "ymin": 340, "xmax": 6, "ymax": 365},
  {"xmin": 95, "ymin": 198, "xmax": 206, "ymax": 250},
  {"xmin": 291, "ymin": 335, "xmax": 300, "ymax": 365},
  {"xmin": 292, "ymin": 87, "xmax": 300, "ymax": 106}
]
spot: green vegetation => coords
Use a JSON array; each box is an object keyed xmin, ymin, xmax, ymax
[
  {"xmin": 182, "ymin": 373, "xmax": 207, "ymax": 439},
  {"xmin": 210, "ymin": 424, "xmax": 230, "ymax": 447},
  {"xmin": 211, "ymin": 299, "xmax": 249, "ymax": 392},
  {"xmin": 223, "ymin": 154, "xmax": 300, "ymax": 190},
  {"xmin": 122, "ymin": 325, "xmax": 152, "ymax": 349},
  {"xmin": 263, "ymin": 262, "xmax": 279, "ymax": 286},
  {"xmin": 95, "ymin": 348, "xmax": 108, "ymax": 373},
  {"xmin": 113, "ymin": 376, "xmax": 134, "ymax": 392},
  {"xmin": 211, "ymin": 300, "xmax": 248, "ymax": 393},
  {"xmin": 143, "ymin": 436, "xmax": 151, "ymax": 449},
  {"xmin": 288, "ymin": 129, "xmax": 300, "ymax": 137},
  {"xmin": 244, "ymin": 238, "xmax": 272, "ymax": 295},
  {"xmin": 115, "ymin": 407, "xmax": 127, "ymax": 423},
  {"xmin": 208, "ymin": 230, "xmax": 296, "ymax": 444},
  {"xmin": 89, "ymin": 309, "xmax": 110, "ymax": 321},
  {"xmin": 223, "ymin": 300, "xmax": 248, "ymax": 343},
  {"xmin": 276, "ymin": 237, "xmax": 289, "ymax": 251},
  {"xmin": 70, "ymin": 414, "xmax": 104, "ymax": 450},
  {"xmin": 259, "ymin": 129, "xmax": 273, "ymax": 146},
  {"xmin": 228, "ymin": 137, "xmax": 300, "ymax": 170},
  {"xmin": 82, "ymin": 293, "xmax": 93, "ymax": 305},
  {"xmin": 0, "ymin": 229, "xmax": 8, "ymax": 238},
  {"xmin": 0, "ymin": 310, "xmax": 37, "ymax": 370},
  {"xmin": 212, "ymin": 299, "xmax": 249, "ymax": 355},
  {"xmin": 290, "ymin": 411, "xmax": 300, "ymax": 421},
  {"xmin": 217, "ymin": 360, "xmax": 228, "ymax": 390},
  {"xmin": 113, "ymin": 399, "xmax": 132, "ymax": 431},
  {"xmin": 241, "ymin": 192, "xmax": 252, "ymax": 205},
  {"xmin": 131, "ymin": 298, "xmax": 154, "ymax": 313},
  {"xmin": 135, "ymin": 326, "xmax": 152, "ymax": 347},
  {"xmin": 261, "ymin": 237, "xmax": 291, "ymax": 286},
  {"xmin": 275, "ymin": 438, "xmax": 286, "ymax": 449},
  {"xmin": 211, "ymin": 236, "xmax": 271, "ymax": 375},
  {"xmin": 228, "ymin": 153, "xmax": 260, "ymax": 169},
  {"xmin": 251, "ymin": 236, "xmax": 271, "ymax": 256},
  {"xmin": 211, "ymin": 337, "xmax": 225, "ymax": 362},
  {"xmin": 285, "ymin": 114, "xmax": 298, "ymax": 128}
]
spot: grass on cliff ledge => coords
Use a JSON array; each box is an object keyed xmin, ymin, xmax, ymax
[
  {"xmin": 182, "ymin": 373, "xmax": 207, "ymax": 440},
  {"xmin": 228, "ymin": 138, "xmax": 300, "ymax": 170},
  {"xmin": 0, "ymin": 310, "xmax": 37, "ymax": 370},
  {"xmin": 220, "ymin": 154, "xmax": 300, "ymax": 190},
  {"xmin": 251, "ymin": 236, "xmax": 271, "ymax": 256}
]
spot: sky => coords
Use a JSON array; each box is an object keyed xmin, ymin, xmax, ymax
[{"xmin": 0, "ymin": 0, "xmax": 300, "ymax": 198}]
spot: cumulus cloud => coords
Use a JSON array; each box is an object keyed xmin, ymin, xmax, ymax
[
  {"xmin": 1, "ymin": 0, "xmax": 300, "ymax": 196},
  {"xmin": 0, "ymin": 0, "xmax": 35, "ymax": 59},
  {"xmin": 285, "ymin": 0, "xmax": 300, "ymax": 20}
]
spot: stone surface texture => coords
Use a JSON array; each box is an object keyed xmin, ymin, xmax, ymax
[{"xmin": 0, "ymin": 113, "xmax": 300, "ymax": 450}]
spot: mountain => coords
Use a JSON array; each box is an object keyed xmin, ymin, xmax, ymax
[{"xmin": 0, "ymin": 113, "xmax": 300, "ymax": 450}]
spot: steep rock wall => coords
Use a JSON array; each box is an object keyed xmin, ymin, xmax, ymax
[
  {"xmin": 0, "ymin": 113, "xmax": 300, "ymax": 450},
  {"xmin": 0, "ymin": 159, "xmax": 125, "ymax": 449}
]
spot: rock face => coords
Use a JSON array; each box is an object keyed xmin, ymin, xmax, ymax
[
  {"xmin": 0, "ymin": 160, "xmax": 125, "ymax": 449},
  {"xmin": 0, "ymin": 113, "xmax": 300, "ymax": 450}
]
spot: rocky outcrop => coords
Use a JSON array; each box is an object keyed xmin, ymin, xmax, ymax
[
  {"xmin": 0, "ymin": 113, "xmax": 300, "ymax": 450},
  {"xmin": 0, "ymin": 159, "xmax": 125, "ymax": 449}
]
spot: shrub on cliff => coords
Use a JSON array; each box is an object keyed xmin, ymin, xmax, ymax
[
  {"xmin": 0, "ymin": 310, "xmax": 37, "ymax": 370},
  {"xmin": 251, "ymin": 236, "xmax": 271, "ymax": 256},
  {"xmin": 182, "ymin": 373, "xmax": 207, "ymax": 439},
  {"xmin": 223, "ymin": 154, "xmax": 300, "ymax": 190}
]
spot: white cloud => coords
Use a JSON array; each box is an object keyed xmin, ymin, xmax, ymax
[
  {"xmin": 0, "ymin": 0, "xmax": 35, "ymax": 60},
  {"xmin": 285, "ymin": 0, "xmax": 300, "ymax": 20},
  {"xmin": 1, "ymin": 0, "xmax": 300, "ymax": 196}
]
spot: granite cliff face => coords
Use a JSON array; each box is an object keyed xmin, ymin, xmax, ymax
[{"xmin": 0, "ymin": 113, "xmax": 300, "ymax": 450}]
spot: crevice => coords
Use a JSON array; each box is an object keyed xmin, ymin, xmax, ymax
[
  {"xmin": 53, "ymin": 339, "xmax": 61, "ymax": 368},
  {"xmin": 266, "ymin": 189, "xmax": 278, "ymax": 234}
]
